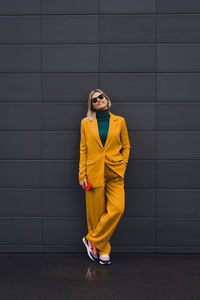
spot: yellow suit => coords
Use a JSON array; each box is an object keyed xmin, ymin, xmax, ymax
[
  {"xmin": 79, "ymin": 111, "xmax": 131, "ymax": 256},
  {"xmin": 79, "ymin": 112, "xmax": 131, "ymax": 187}
]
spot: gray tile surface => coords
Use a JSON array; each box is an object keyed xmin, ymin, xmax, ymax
[{"xmin": 0, "ymin": 0, "xmax": 199, "ymax": 253}]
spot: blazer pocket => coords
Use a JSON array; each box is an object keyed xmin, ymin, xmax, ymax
[
  {"xmin": 111, "ymin": 155, "xmax": 124, "ymax": 163},
  {"xmin": 86, "ymin": 158, "xmax": 96, "ymax": 166}
]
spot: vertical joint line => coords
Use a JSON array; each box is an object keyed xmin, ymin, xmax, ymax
[
  {"xmin": 155, "ymin": 0, "xmax": 158, "ymax": 254},
  {"xmin": 40, "ymin": 0, "xmax": 43, "ymax": 252},
  {"xmin": 98, "ymin": 0, "xmax": 100, "ymax": 88}
]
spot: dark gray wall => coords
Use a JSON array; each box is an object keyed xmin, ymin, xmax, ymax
[{"xmin": 0, "ymin": 0, "xmax": 200, "ymax": 253}]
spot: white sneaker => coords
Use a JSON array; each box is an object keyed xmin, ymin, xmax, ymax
[{"xmin": 99, "ymin": 254, "xmax": 111, "ymax": 265}]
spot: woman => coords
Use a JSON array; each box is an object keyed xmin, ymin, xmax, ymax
[{"xmin": 79, "ymin": 89, "xmax": 131, "ymax": 265}]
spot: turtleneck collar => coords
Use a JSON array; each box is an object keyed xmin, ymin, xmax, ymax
[{"xmin": 96, "ymin": 108, "xmax": 110, "ymax": 119}]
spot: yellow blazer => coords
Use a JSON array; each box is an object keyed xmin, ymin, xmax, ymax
[{"xmin": 79, "ymin": 111, "xmax": 131, "ymax": 188}]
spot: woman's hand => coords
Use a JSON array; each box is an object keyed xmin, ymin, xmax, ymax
[{"xmin": 79, "ymin": 178, "xmax": 87, "ymax": 190}]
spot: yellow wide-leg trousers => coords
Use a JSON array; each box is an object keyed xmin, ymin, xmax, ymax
[{"xmin": 85, "ymin": 163, "xmax": 125, "ymax": 255}]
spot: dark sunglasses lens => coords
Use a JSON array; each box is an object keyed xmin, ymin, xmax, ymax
[
  {"xmin": 99, "ymin": 94, "xmax": 104, "ymax": 99},
  {"xmin": 92, "ymin": 98, "xmax": 97, "ymax": 103}
]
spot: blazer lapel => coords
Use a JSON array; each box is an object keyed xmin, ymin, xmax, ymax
[{"xmin": 93, "ymin": 112, "xmax": 117, "ymax": 149}]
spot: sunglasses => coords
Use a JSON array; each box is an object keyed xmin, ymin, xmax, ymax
[{"xmin": 91, "ymin": 94, "xmax": 104, "ymax": 103}]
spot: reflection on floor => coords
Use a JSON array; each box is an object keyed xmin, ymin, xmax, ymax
[{"xmin": 0, "ymin": 253, "xmax": 200, "ymax": 299}]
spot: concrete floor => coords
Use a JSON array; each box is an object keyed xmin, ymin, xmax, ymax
[{"xmin": 0, "ymin": 253, "xmax": 200, "ymax": 299}]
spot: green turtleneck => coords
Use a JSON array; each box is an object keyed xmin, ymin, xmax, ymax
[{"xmin": 96, "ymin": 108, "xmax": 110, "ymax": 147}]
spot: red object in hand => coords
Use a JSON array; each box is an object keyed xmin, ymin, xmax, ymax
[{"xmin": 85, "ymin": 178, "xmax": 92, "ymax": 191}]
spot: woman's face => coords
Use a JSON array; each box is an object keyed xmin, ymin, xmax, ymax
[{"xmin": 91, "ymin": 92, "xmax": 108, "ymax": 110}]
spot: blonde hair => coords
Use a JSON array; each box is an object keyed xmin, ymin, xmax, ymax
[{"xmin": 87, "ymin": 89, "xmax": 112, "ymax": 121}]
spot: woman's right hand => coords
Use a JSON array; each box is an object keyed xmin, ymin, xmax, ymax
[{"xmin": 79, "ymin": 178, "xmax": 87, "ymax": 190}]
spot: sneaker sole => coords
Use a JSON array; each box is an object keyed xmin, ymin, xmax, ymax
[
  {"xmin": 82, "ymin": 237, "xmax": 98, "ymax": 262},
  {"xmin": 99, "ymin": 259, "xmax": 111, "ymax": 265}
]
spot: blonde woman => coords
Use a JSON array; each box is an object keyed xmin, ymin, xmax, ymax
[{"xmin": 79, "ymin": 89, "xmax": 131, "ymax": 265}]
